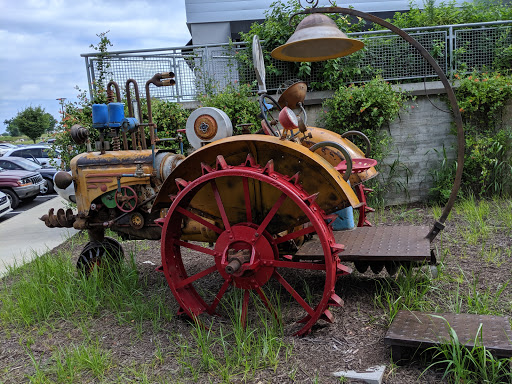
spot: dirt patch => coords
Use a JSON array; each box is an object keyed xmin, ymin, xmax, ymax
[{"xmin": 1, "ymin": 202, "xmax": 511, "ymax": 383}]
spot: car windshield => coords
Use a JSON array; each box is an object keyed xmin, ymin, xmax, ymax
[{"xmin": 11, "ymin": 157, "xmax": 42, "ymax": 171}]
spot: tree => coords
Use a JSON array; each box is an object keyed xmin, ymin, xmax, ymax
[
  {"xmin": 3, "ymin": 118, "xmax": 20, "ymax": 136},
  {"xmin": 9, "ymin": 106, "xmax": 54, "ymax": 143}
]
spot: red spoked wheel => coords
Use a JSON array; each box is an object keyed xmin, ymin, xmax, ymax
[
  {"xmin": 115, "ymin": 186, "xmax": 138, "ymax": 212},
  {"xmin": 160, "ymin": 154, "xmax": 349, "ymax": 336}
]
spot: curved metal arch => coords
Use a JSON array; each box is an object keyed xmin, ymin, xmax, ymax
[{"xmin": 289, "ymin": 7, "xmax": 465, "ymax": 241}]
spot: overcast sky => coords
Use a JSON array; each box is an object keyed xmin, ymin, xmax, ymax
[{"xmin": 0, "ymin": 0, "xmax": 191, "ymax": 134}]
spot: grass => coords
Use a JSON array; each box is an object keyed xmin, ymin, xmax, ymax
[
  {"xmin": 423, "ymin": 318, "xmax": 512, "ymax": 383},
  {"xmin": 0, "ymin": 249, "xmax": 173, "ymax": 330},
  {"xmin": 1, "ymin": 197, "xmax": 511, "ymax": 382},
  {"xmin": 373, "ymin": 265, "xmax": 438, "ymax": 324}
]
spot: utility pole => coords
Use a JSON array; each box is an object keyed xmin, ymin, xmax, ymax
[{"xmin": 56, "ymin": 98, "xmax": 66, "ymax": 121}]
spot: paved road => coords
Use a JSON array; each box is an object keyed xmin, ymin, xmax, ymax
[
  {"xmin": 0, "ymin": 193, "xmax": 58, "ymax": 222},
  {"xmin": 0, "ymin": 196, "xmax": 78, "ymax": 276}
]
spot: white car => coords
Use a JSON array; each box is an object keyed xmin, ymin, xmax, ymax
[
  {"xmin": 0, "ymin": 143, "xmax": 18, "ymax": 156},
  {"xmin": 0, "ymin": 190, "xmax": 13, "ymax": 218},
  {"xmin": 2, "ymin": 145, "xmax": 62, "ymax": 168}
]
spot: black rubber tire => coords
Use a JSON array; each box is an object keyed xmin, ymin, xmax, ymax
[
  {"xmin": 77, "ymin": 237, "xmax": 124, "ymax": 276},
  {"xmin": 42, "ymin": 178, "xmax": 54, "ymax": 194},
  {"xmin": 1, "ymin": 189, "xmax": 20, "ymax": 209}
]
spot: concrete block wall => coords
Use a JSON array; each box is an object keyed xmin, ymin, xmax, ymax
[{"xmin": 302, "ymin": 82, "xmax": 458, "ymax": 205}]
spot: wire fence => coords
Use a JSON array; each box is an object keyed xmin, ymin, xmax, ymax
[{"xmin": 81, "ymin": 21, "xmax": 512, "ymax": 102}]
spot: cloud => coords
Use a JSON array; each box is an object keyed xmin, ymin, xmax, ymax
[{"xmin": 0, "ymin": 0, "xmax": 190, "ymax": 133}]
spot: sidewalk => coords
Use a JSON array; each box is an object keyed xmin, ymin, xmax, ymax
[{"xmin": 0, "ymin": 197, "xmax": 78, "ymax": 275}]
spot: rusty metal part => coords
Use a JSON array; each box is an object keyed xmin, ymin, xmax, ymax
[
  {"xmin": 296, "ymin": 226, "xmax": 432, "ymax": 262},
  {"xmin": 112, "ymin": 133, "xmax": 121, "ymax": 151},
  {"xmin": 54, "ymin": 171, "xmax": 73, "ymax": 190},
  {"xmin": 40, "ymin": 208, "xmax": 76, "ymax": 228},
  {"xmin": 153, "ymin": 135, "xmax": 361, "ymax": 233},
  {"xmin": 129, "ymin": 212, "xmax": 144, "ymax": 229},
  {"xmin": 77, "ymin": 236, "xmax": 124, "ymax": 276},
  {"xmin": 309, "ymin": 141, "xmax": 352, "ymax": 181},
  {"xmin": 194, "ymin": 114, "xmax": 218, "ymax": 140},
  {"xmin": 70, "ymin": 150, "xmax": 153, "ymax": 215},
  {"xmin": 160, "ymin": 154, "xmax": 344, "ymax": 336},
  {"xmin": 271, "ymin": 13, "xmax": 364, "ymax": 62},
  {"xmin": 385, "ymin": 311, "xmax": 512, "ymax": 359},
  {"xmin": 340, "ymin": 131, "xmax": 371, "ymax": 157},
  {"xmin": 181, "ymin": 215, "xmax": 220, "ymax": 242},
  {"xmin": 115, "ymin": 186, "xmax": 138, "ymax": 212},
  {"xmin": 286, "ymin": 7, "xmax": 464, "ymax": 241},
  {"xmin": 126, "ymin": 79, "xmax": 145, "ymax": 150},
  {"xmin": 278, "ymin": 82, "xmax": 307, "ymax": 109},
  {"xmin": 70, "ymin": 125, "xmax": 89, "ymax": 145},
  {"xmin": 225, "ymin": 249, "xmax": 251, "ymax": 275},
  {"xmin": 107, "ymin": 81, "xmax": 121, "ymax": 102},
  {"xmin": 259, "ymin": 94, "xmax": 282, "ymax": 137},
  {"xmin": 145, "ymin": 72, "xmax": 175, "ymax": 146},
  {"xmin": 301, "ymin": 127, "xmax": 378, "ymax": 186}
]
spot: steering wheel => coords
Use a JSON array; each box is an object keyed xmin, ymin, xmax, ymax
[{"xmin": 258, "ymin": 94, "xmax": 283, "ymax": 137}]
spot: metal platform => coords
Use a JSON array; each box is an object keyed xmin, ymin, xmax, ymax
[
  {"xmin": 385, "ymin": 311, "xmax": 512, "ymax": 359},
  {"xmin": 296, "ymin": 226, "xmax": 432, "ymax": 262}
]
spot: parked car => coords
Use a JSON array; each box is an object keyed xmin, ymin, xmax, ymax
[
  {"xmin": 0, "ymin": 157, "xmax": 57, "ymax": 194},
  {"xmin": 0, "ymin": 166, "xmax": 44, "ymax": 208},
  {"xmin": 1, "ymin": 145, "xmax": 62, "ymax": 168},
  {"xmin": 0, "ymin": 143, "xmax": 18, "ymax": 155},
  {"xmin": 0, "ymin": 190, "xmax": 13, "ymax": 219}
]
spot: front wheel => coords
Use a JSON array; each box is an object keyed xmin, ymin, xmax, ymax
[
  {"xmin": 41, "ymin": 178, "xmax": 54, "ymax": 194},
  {"xmin": 1, "ymin": 189, "xmax": 20, "ymax": 209},
  {"xmin": 77, "ymin": 237, "xmax": 124, "ymax": 276}
]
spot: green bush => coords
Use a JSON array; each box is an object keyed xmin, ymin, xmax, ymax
[
  {"xmin": 320, "ymin": 77, "xmax": 410, "ymax": 161},
  {"xmin": 385, "ymin": 0, "xmax": 512, "ymax": 29},
  {"xmin": 429, "ymin": 72, "xmax": 512, "ymax": 202},
  {"xmin": 198, "ymin": 83, "xmax": 261, "ymax": 134}
]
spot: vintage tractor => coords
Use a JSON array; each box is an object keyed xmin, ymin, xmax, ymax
[{"xmin": 42, "ymin": 4, "xmax": 463, "ymax": 336}]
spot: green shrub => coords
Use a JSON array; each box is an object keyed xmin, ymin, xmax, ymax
[
  {"xmin": 320, "ymin": 77, "xmax": 410, "ymax": 161},
  {"xmin": 430, "ymin": 72, "xmax": 512, "ymax": 202},
  {"xmin": 198, "ymin": 83, "xmax": 261, "ymax": 134}
]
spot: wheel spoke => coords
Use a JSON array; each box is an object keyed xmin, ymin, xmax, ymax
[
  {"xmin": 242, "ymin": 177, "xmax": 252, "ymax": 222},
  {"xmin": 176, "ymin": 240, "xmax": 216, "ymax": 257},
  {"xmin": 208, "ymin": 277, "xmax": 232, "ymax": 315},
  {"xmin": 210, "ymin": 180, "xmax": 231, "ymax": 232},
  {"xmin": 256, "ymin": 192, "xmax": 287, "ymax": 236},
  {"xmin": 175, "ymin": 265, "xmax": 217, "ymax": 289},
  {"xmin": 273, "ymin": 271, "xmax": 315, "ymax": 316},
  {"xmin": 271, "ymin": 260, "xmax": 326, "ymax": 270},
  {"xmin": 274, "ymin": 225, "xmax": 316, "ymax": 245},
  {"xmin": 176, "ymin": 206, "xmax": 223, "ymax": 235},
  {"xmin": 241, "ymin": 290, "xmax": 250, "ymax": 328}
]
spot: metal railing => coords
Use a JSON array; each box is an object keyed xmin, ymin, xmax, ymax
[{"xmin": 81, "ymin": 20, "xmax": 512, "ymax": 101}]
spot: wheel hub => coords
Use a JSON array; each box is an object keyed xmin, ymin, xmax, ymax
[{"xmin": 215, "ymin": 225, "xmax": 276, "ymax": 289}]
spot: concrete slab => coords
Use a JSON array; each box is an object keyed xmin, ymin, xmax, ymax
[{"xmin": 0, "ymin": 197, "xmax": 78, "ymax": 276}]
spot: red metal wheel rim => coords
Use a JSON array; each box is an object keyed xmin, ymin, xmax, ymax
[
  {"xmin": 115, "ymin": 186, "xmax": 137, "ymax": 212},
  {"xmin": 160, "ymin": 157, "xmax": 339, "ymax": 335}
]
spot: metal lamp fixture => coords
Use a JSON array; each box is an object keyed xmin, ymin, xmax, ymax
[
  {"xmin": 271, "ymin": 13, "xmax": 364, "ymax": 62},
  {"xmin": 269, "ymin": 1, "xmax": 465, "ymax": 242}
]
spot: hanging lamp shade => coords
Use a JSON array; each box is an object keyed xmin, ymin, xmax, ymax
[{"xmin": 271, "ymin": 13, "xmax": 364, "ymax": 62}]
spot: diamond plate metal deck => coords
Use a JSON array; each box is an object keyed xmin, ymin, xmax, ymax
[
  {"xmin": 385, "ymin": 311, "xmax": 512, "ymax": 358},
  {"xmin": 296, "ymin": 226, "xmax": 431, "ymax": 262}
]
